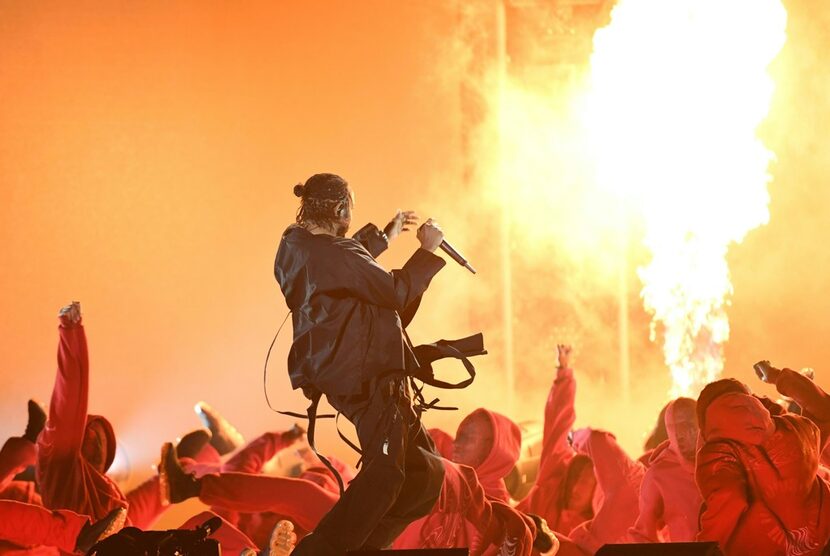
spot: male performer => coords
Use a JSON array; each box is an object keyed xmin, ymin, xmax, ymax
[{"xmin": 274, "ymin": 173, "xmax": 448, "ymax": 554}]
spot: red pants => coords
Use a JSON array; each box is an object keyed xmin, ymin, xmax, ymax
[
  {"xmin": 0, "ymin": 438, "xmax": 41, "ymax": 508},
  {"xmin": 0, "ymin": 438, "xmax": 36, "ymax": 490},
  {"xmin": 201, "ymin": 472, "xmax": 337, "ymax": 533},
  {"xmin": 0, "ymin": 499, "xmax": 87, "ymax": 553},
  {"xmin": 125, "ymin": 447, "xmax": 222, "ymax": 529}
]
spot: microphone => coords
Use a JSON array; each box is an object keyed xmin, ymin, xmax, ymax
[{"xmin": 440, "ymin": 240, "xmax": 476, "ymax": 274}]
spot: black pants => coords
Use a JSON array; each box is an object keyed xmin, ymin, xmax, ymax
[{"xmin": 292, "ymin": 374, "xmax": 445, "ymax": 555}]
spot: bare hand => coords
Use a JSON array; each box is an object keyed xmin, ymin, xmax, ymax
[
  {"xmin": 557, "ymin": 344, "xmax": 572, "ymax": 369},
  {"xmin": 384, "ymin": 210, "xmax": 419, "ymax": 242},
  {"xmin": 417, "ymin": 218, "xmax": 444, "ymax": 253},
  {"xmin": 58, "ymin": 301, "xmax": 81, "ymax": 326}
]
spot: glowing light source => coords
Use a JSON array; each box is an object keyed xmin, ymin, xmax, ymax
[{"xmin": 584, "ymin": 0, "xmax": 788, "ymax": 396}]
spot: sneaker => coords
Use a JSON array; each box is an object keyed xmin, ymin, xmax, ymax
[
  {"xmin": 23, "ymin": 400, "xmax": 47, "ymax": 443},
  {"xmin": 194, "ymin": 401, "xmax": 245, "ymax": 456},
  {"xmin": 176, "ymin": 429, "xmax": 212, "ymax": 459},
  {"xmin": 75, "ymin": 507, "xmax": 127, "ymax": 553},
  {"xmin": 158, "ymin": 442, "xmax": 200, "ymax": 506}
]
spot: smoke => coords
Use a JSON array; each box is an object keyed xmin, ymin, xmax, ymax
[{"xmin": 405, "ymin": 0, "xmax": 671, "ymax": 454}]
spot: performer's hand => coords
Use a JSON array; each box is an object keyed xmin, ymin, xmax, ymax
[
  {"xmin": 417, "ymin": 218, "xmax": 444, "ymax": 252},
  {"xmin": 384, "ymin": 210, "xmax": 419, "ymax": 242},
  {"xmin": 557, "ymin": 344, "xmax": 572, "ymax": 369},
  {"xmin": 58, "ymin": 301, "xmax": 81, "ymax": 326}
]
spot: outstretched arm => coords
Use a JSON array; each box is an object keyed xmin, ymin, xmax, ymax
[
  {"xmin": 39, "ymin": 302, "xmax": 88, "ymax": 459},
  {"xmin": 775, "ymin": 368, "xmax": 830, "ymax": 447},
  {"xmin": 538, "ymin": 345, "xmax": 577, "ymax": 482}
]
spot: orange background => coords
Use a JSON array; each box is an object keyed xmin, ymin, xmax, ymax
[{"xmin": 1, "ymin": 0, "xmax": 829, "ymax": 527}]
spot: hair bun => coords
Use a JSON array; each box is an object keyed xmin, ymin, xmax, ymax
[{"xmin": 293, "ymin": 183, "xmax": 305, "ymax": 198}]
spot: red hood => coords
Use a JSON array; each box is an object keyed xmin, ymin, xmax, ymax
[
  {"xmin": 664, "ymin": 398, "xmax": 697, "ymax": 467},
  {"xmin": 428, "ymin": 428, "xmax": 455, "ymax": 460},
  {"xmin": 461, "ymin": 408, "xmax": 521, "ymax": 502},
  {"xmin": 703, "ymin": 393, "xmax": 775, "ymax": 443},
  {"xmin": 86, "ymin": 414, "xmax": 116, "ymax": 472}
]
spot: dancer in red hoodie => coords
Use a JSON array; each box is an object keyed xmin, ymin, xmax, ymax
[
  {"xmin": 36, "ymin": 302, "xmax": 127, "ymax": 526},
  {"xmin": 392, "ymin": 409, "xmax": 548, "ymax": 554},
  {"xmin": 696, "ymin": 366, "xmax": 830, "ymax": 556},
  {"xmin": 568, "ymin": 428, "xmax": 644, "ymax": 554},
  {"xmin": 629, "ymin": 397, "xmax": 701, "ymax": 543},
  {"xmin": 517, "ymin": 346, "xmax": 596, "ymax": 537},
  {"xmin": 34, "ymin": 302, "xmax": 258, "ymax": 554}
]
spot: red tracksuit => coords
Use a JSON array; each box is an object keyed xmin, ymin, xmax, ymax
[
  {"xmin": 516, "ymin": 367, "xmax": 588, "ymax": 534},
  {"xmin": 0, "ymin": 437, "xmax": 40, "ymax": 506},
  {"xmin": 0, "ymin": 500, "xmax": 90, "ymax": 555},
  {"xmin": 35, "ymin": 320, "xmax": 127, "ymax": 522},
  {"xmin": 568, "ymin": 429, "xmax": 644, "ymax": 554},
  {"xmin": 629, "ymin": 400, "xmax": 702, "ymax": 543},
  {"xmin": 394, "ymin": 409, "xmax": 539, "ymax": 555},
  {"xmin": 206, "ymin": 430, "xmax": 347, "ymax": 549},
  {"xmin": 697, "ymin": 385, "xmax": 830, "ymax": 555}
]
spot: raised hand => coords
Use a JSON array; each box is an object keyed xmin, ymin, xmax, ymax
[
  {"xmin": 417, "ymin": 218, "xmax": 444, "ymax": 253},
  {"xmin": 384, "ymin": 210, "xmax": 419, "ymax": 242},
  {"xmin": 557, "ymin": 344, "xmax": 572, "ymax": 369},
  {"xmin": 58, "ymin": 301, "xmax": 81, "ymax": 326}
]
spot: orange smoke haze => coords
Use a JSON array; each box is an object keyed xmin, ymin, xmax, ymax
[{"xmin": 1, "ymin": 0, "xmax": 829, "ymax": 527}]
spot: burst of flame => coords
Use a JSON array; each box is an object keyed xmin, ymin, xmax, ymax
[{"xmin": 584, "ymin": 0, "xmax": 787, "ymax": 397}]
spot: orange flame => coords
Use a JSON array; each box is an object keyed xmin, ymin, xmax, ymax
[{"xmin": 584, "ymin": 0, "xmax": 787, "ymax": 396}]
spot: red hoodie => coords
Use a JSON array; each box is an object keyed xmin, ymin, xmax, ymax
[
  {"xmin": 36, "ymin": 320, "xmax": 127, "ymax": 523},
  {"xmin": 393, "ymin": 409, "xmax": 535, "ymax": 554},
  {"xmin": 517, "ymin": 366, "xmax": 589, "ymax": 536},
  {"xmin": 568, "ymin": 428, "xmax": 644, "ymax": 554},
  {"xmin": 629, "ymin": 400, "xmax": 702, "ymax": 543},
  {"xmin": 697, "ymin": 391, "xmax": 830, "ymax": 555}
]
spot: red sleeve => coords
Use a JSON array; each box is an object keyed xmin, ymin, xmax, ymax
[
  {"xmin": 695, "ymin": 440, "xmax": 749, "ymax": 550},
  {"xmin": 538, "ymin": 366, "xmax": 577, "ymax": 482},
  {"xmin": 452, "ymin": 464, "xmax": 536, "ymax": 555},
  {"xmin": 199, "ymin": 473, "xmax": 338, "ymax": 533},
  {"xmin": 776, "ymin": 368, "xmax": 830, "ymax": 449},
  {"xmin": 628, "ymin": 470, "xmax": 663, "ymax": 543},
  {"xmin": 38, "ymin": 321, "xmax": 89, "ymax": 459},
  {"xmin": 222, "ymin": 431, "xmax": 298, "ymax": 474}
]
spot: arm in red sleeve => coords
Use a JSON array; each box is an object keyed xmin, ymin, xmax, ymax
[
  {"xmin": 775, "ymin": 368, "xmax": 830, "ymax": 448},
  {"xmin": 452, "ymin": 464, "xmax": 536, "ymax": 556},
  {"xmin": 39, "ymin": 320, "xmax": 89, "ymax": 459},
  {"xmin": 628, "ymin": 470, "xmax": 664, "ymax": 543},
  {"xmin": 199, "ymin": 473, "xmax": 338, "ymax": 533},
  {"xmin": 696, "ymin": 440, "xmax": 749, "ymax": 550},
  {"xmin": 537, "ymin": 366, "xmax": 577, "ymax": 482}
]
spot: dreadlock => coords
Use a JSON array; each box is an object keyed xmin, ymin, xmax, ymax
[{"xmin": 294, "ymin": 173, "xmax": 350, "ymax": 229}]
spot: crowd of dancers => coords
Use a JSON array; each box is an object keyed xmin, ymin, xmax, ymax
[{"xmin": 2, "ymin": 300, "xmax": 829, "ymax": 555}]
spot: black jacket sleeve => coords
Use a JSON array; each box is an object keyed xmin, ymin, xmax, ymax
[
  {"xmin": 333, "ymin": 239, "xmax": 446, "ymax": 313},
  {"xmin": 352, "ymin": 223, "xmax": 388, "ymax": 259}
]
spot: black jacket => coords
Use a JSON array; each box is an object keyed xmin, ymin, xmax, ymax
[{"xmin": 274, "ymin": 223, "xmax": 446, "ymax": 396}]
